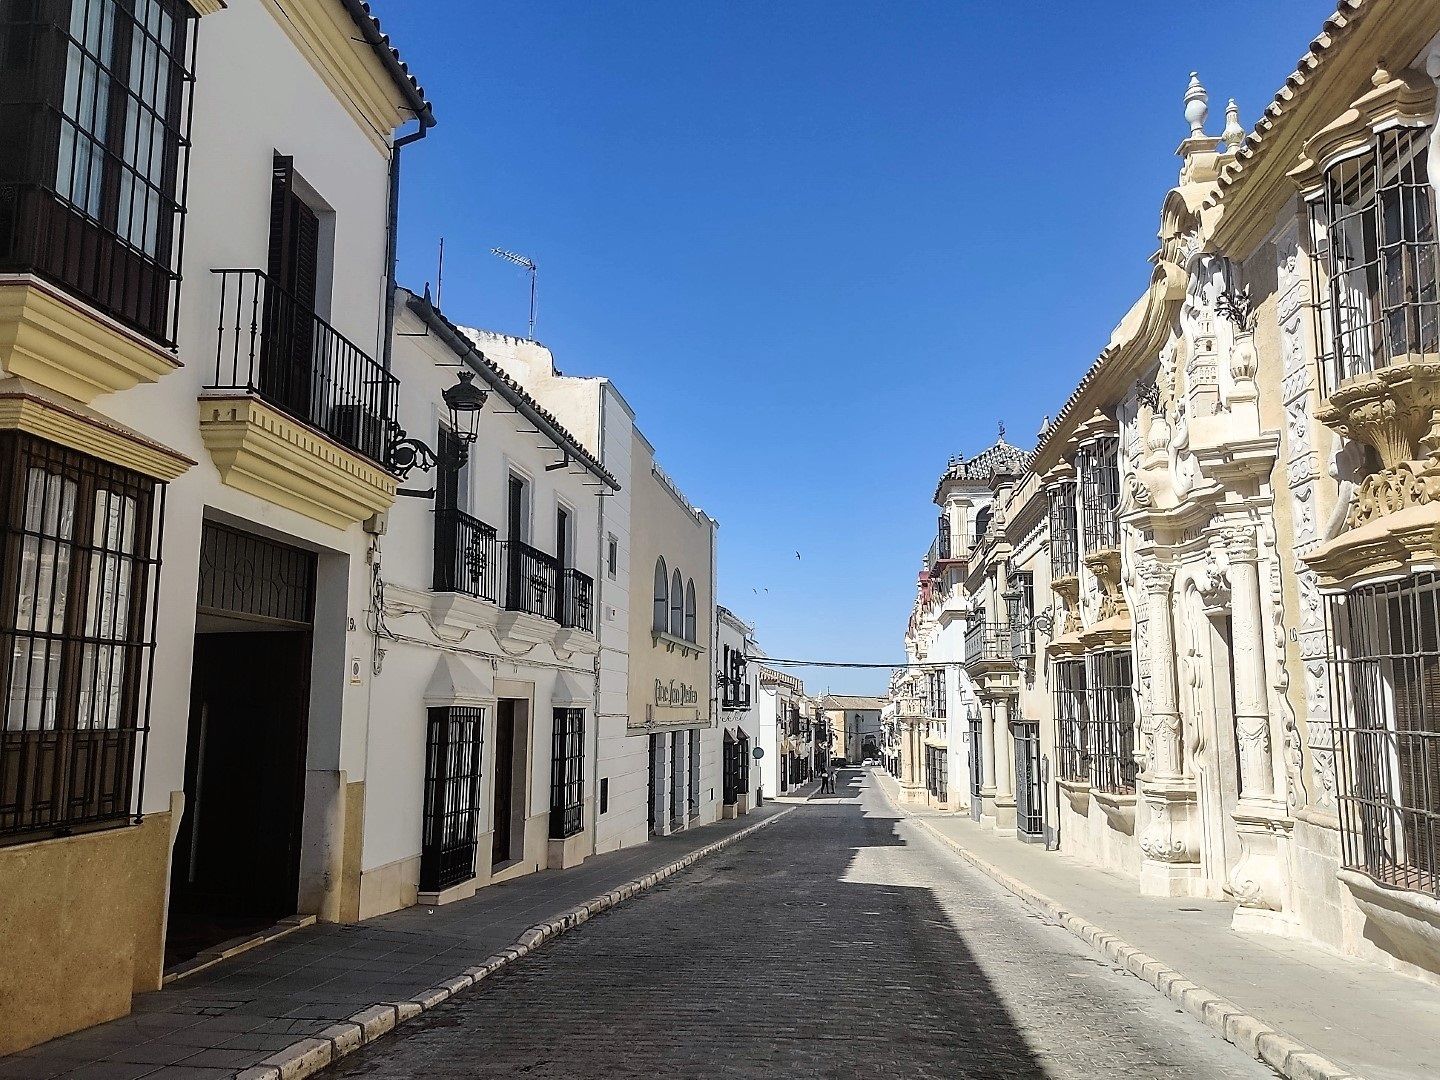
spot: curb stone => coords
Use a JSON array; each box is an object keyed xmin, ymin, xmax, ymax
[
  {"xmin": 233, "ymin": 808, "xmax": 793, "ymax": 1080},
  {"xmin": 906, "ymin": 812, "xmax": 1362, "ymax": 1080}
]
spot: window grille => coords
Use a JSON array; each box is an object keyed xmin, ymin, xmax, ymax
[
  {"xmin": 420, "ymin": 706, "xmax": 485, "ymax": 891},
  {"xmin": 937, "ymin": 513, "xmax": 952, "ymax": 561},
  {"xmin": 1013, "ymin": 715, "xmax": 1044, "ymax": 837},
  {"xmin": 1086, "ymin": 650, "xmax": 1137, "ymax": 794},
  {"xmin": 1006, "ymin": 572, "xmax": 1035, "ymax": 658},
  {"xmin": 1049, "ymin": 482, "xmax": 1079, "ymax": 578},
  {"xmin": 1309, "ymin": 124, "xmax": 1439, "ymax": 396},
  {"xmin": 1327, "ymin": 576, "xmax": 1440, "ymax": 898},
  {"xmin": 548, "ymin": 707, "xmax": 584, "ymax": 840},
  {"xmin": 668, "ymin": 731, "xmax": 682, "ymax": 825},
  {"xmin": 1079, "ymin": 437, "xmax": 1120, "ymax": 552},
  {"xmin": 1053, "ymin": 659, "xmax": 1089, "ymax": 783},
  {"xmin": 926, "ymin": 668, "xmax": 946, "ymax": 718},
  {"xmin": 968, "ymin": 714, "xmax": 983, "ymax": 798},
  {"xmin": 0, "ymin": 0, "xmax": 196, "ymax": 346},
  {"xmin": 926, "ymin": 745, "xmax": 948, "ymax": 802},
  {"xmin": 687, "ymin": 728, "xmax": 699, "ymax": 818},
  {"xmin": 722, "ymin": 731, "xmax": 737, "ymax": 805},
  {"xmin": 0, "ymin": 434, "xmax": 164, "ymax": 841},
  {"xmin": 197, "ymin": 520, "xmax": 313, "ymax": 625}
]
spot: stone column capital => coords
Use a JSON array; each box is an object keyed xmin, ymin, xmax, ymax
[
  {"xmin": 1216, "ymin": 524, "xmax": 1259, "ymax": 563},
  {"xmin": 1136, "ymin": 559, "xmax": 1175, "ymax": 596}
]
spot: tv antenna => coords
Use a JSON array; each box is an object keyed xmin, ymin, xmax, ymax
[{"xmin": 490, "ymin": 247, "xmax": 538, "ymax": 339}]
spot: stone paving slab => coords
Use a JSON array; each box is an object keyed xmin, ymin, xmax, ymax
[
  {"xmin": 874, "ymin": 771, "xmax": 1440, "ymax": 1080},
  {"xmin": 2, "ymin": 806, "xmax": 790, "ymax": 1080}
]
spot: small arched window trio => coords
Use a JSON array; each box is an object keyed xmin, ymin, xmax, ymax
[{"xmin": 652, "ymin": 557, "xmax": 697, "ymax": 642}]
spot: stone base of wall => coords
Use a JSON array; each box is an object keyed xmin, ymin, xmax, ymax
[{"xmin": 0, "ymin": 809, "xmax": 173, "ymax": 1055}]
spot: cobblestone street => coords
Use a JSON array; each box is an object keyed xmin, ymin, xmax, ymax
[{"xmin": 329, "ymin": 770, "xmax": 1275, "ymax": 1079}]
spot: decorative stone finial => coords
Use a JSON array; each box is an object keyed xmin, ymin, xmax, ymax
[
  {"xmin": 1222, "ymin": 98, "xmax": 1243, "ymax": 151},
  {"xmin": 1372, "ymin": 60, "xmax": 1391, "ymax": 89},
  {"xmin": 1184, "ymin": 72, "xmax": 1209, "ymax": 136}
]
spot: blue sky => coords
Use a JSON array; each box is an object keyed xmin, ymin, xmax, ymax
[{"xmin": 378, "ymin": 1, "xmax": 1336, "ymax": 695}]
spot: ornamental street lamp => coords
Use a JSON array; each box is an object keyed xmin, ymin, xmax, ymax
[{"xmin": 387, "ymin": 369, "xmax": 490, "ymax": 497}]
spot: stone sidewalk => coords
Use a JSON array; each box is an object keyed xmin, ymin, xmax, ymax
[
  {"xmin": 1, "ymin": 806, "xmax": 789, "ymax": 1080},
  {"xmin": 875, "ymin": 771, "xmax": 1439, "ymax": 1080}
]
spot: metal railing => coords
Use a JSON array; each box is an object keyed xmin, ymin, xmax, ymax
[
  {"xmin": 561, "ymin": 568, "xmax": 594, "ymax": 632},
  {"xmin": 964, "ymin": 621, "xmax": 1012, "ymax": 666},
  {"xmin": 210, "ymin": 269, "xmax": 397, "ymax": 465},
  {"xmin": 503, "ymin": 539, "xmax": 560, "ymax": 621},
  {"xmin": 433, "ymin": 509, "xmax": 500, "ymax": 602}
]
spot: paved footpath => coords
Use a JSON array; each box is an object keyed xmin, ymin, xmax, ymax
[
  {"xmin": 890, "ymin": 776, "xmax": 1440, "ymax": 1080},
  {"xmin": 328, "ymin": 769, "xmax": 1274, "ymax": 1080},
  {"xmin": 2, "ymin": 804, "xmax": 791, "ymax": 1080}
]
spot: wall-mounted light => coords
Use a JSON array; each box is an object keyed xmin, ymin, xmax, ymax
[{"xmin": 387, "ymin": 369, "xmax": 490, "ymax": 496}]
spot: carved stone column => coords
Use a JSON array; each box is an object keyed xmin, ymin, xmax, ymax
[
  {"xmin": 992, "ymin": 692, "xmax": 1016, "ymax": 831},
  {"xmin": 1221, "ymin": 526, "xmax": 1294, "ymax": 925},
  {"xmin": 1224, "ymin": 528, "xmax": 1275, "ymax": 798},
  {"xmin": 1136, "ymin": 558, "xmax": 1202, "ymax": 896},
  {"xmin": 1138, "ymin": 562, "xmax": 1183, "ymax": 780},
  {"xmin": 979, "ymin": 697, "xmax": 997, "ymax": 819}
]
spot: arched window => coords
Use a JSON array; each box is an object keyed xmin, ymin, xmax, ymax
[
  {"xmin": 653, "ymin": 558, "xmax": 668, "ymax": 631},
  {"xmin": 670, "ymin": 569, "xmax": 684, "ymax": 636},
  {"xmin": 684, "ymin": 579, "xmax": 697, "ymax": 642}
]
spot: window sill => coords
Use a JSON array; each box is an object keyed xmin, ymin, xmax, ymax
[
  {"xmin": 1338, "ymin": 867, "xmax": 1440, "ymax": 975},
  {"xmin": 652, "ymin": 629, "xmax": 704, "ymax": 657}
]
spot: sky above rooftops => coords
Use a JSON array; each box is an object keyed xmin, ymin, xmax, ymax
[{"xmin": 380, "ymin": 0, "xmax": 1336, "ymax": 694}]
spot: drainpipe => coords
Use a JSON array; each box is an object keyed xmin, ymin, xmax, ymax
[
  {"xmin": 590, "ymin": 386, "xmax": 608, "ymax": 854},
  {"xmin": 381, "ymin": 122, "xmax": 429, "ymax": 372}
]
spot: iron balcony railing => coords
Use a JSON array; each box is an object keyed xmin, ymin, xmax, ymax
[
  {"xmin": 432, "ymin": 516, "xmax": 593, "ymax": 634},
  {"xmin": 433, "ymin": 508, "xmax": 501, "ymax": 602},
  {"xmin": 964, "ymin": 621, "xmax": 1012, "ymax": 667},
  {"xmin": 722, "ymin": 679, "xmax": 751, "ymax": 710},
  {"xmin": 561, "ymin": 567, "xmax": 595, "ymax": 632},
  {"xmin": 209, "ymin": 269, "xmax": 397, "ymax": 466}
]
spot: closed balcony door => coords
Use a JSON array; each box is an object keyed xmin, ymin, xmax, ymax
[{"xmin": 262, "ymin": 157, "xmax": 320, "ymax": 418}]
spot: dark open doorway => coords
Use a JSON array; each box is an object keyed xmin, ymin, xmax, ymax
[
  {"xmin": 166, "ymin": 523, "xmax": 316, "ymax": 970},
  {"xmin": 492, "ymin": 699, "xmax": 527, "ymax": 869}
]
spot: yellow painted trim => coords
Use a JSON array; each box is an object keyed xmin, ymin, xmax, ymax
[
  {"xmin": 185, "ymin": 0, "xmax": 226, "ymax": 14},
  {"xmin": 0, "ymin": 383, "xmax": 194, "ymax": 480},
  {"xmin": 257, "ymin": 0, "xmax": 414, "ymax": 150},
  {"xmin": 198, "ymin": 394, "xmax": 397, "ymax": 528},
  {"xmin": 0, "ymin": 277, "xmax": 181, "ymax": 404}
]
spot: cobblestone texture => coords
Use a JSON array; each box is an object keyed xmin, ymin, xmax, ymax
[{"xmin": 329, "ymin": 770, "xmax": 1276, "ymax": 1079}]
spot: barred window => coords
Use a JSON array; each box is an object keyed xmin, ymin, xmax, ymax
[
  {"xmin": 1054, "ymin": 658, "xmax": 1089, "ymax": 783},
  {"xmin": 0, "ymin": 0, "xmax": 195, "ymax": 346},
  {"xmin": 1086, "ymin": 649, "xmax": 1136, "ymax": 794},
  {"xmin": 1310, "ymin": 124, "xmax": 1439, "ymax": 394},
  {"xmin": 0, "ymin": 434, "xmax": 162, "ymax": 840},
  {"xmin": 1328, "ymin": 576, "xmax": 1440, "ymax": 898},
  {"xmin": 925, "ymin": 668, "xmax": 946, "ymax": 719},
  {"xmin": 549, "ymin": 707, "xmax": 584, "ymax": 840},
  {"xmin": 687, "ymin": 728, "xmax": 699, "ymax": 818},
  {"xmin": 1006, "ymin": 571, "xmax": 1035, "ymax": 657},
  {"xmin": 420, "ymin": 706, "xmax": 485, "ymax": 892},
  {"xmin": 1079, "ymin": 438, "xmax": 1120, "ymax": 552},
  {"xmin": 937, "ymin": 512, "xmax": 952, "ymax": 560},
  {"xmin": 1049, "ymin": 481, "xmax": 1078, "ymax": 578}
]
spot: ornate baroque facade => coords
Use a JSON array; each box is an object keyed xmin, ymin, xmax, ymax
[{"xmin": 893, "ymin": 0, "xmax": 1440, "ymax": 985}]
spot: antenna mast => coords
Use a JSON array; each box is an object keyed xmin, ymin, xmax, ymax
[{"xmin": 490, "ymin": 247, "xmax": 538, "ymax": 339}]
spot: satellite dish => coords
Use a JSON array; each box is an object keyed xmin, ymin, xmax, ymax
[{"xmin": 752, "ymin": 746, "xmax": 764, "ymax": 760}]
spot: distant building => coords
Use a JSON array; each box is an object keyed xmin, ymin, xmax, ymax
[{"xmin": 818, "ymin": 695, "xmax": 886, "ymax": 763}]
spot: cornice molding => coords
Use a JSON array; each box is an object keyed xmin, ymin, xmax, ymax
[
  {"xmin": 258, "ymin": 0, "xmax": 417, "ymax": 150},
  {"xmin": 0, "ymin": 383, "xmax": 194, "ymax": 481}
]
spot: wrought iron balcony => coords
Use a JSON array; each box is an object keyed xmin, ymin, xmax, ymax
[
  {"xmin": 503, "ymin": 539, "xmax": 560, "ymax": 622},
  {"xmin": 963, "ymin": 620, "xmax": 1012, "ymax": 668},
  {"xmin": 433, "ymin": 508, "xmax": 500, "ymax": 601},
  {"xmin": 561, "ymin": 568, "xmax": 595, "ymax": 633},
  {"xmin": 209, "ymin": 269, "xmax": 398, "ymax": 465}
]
